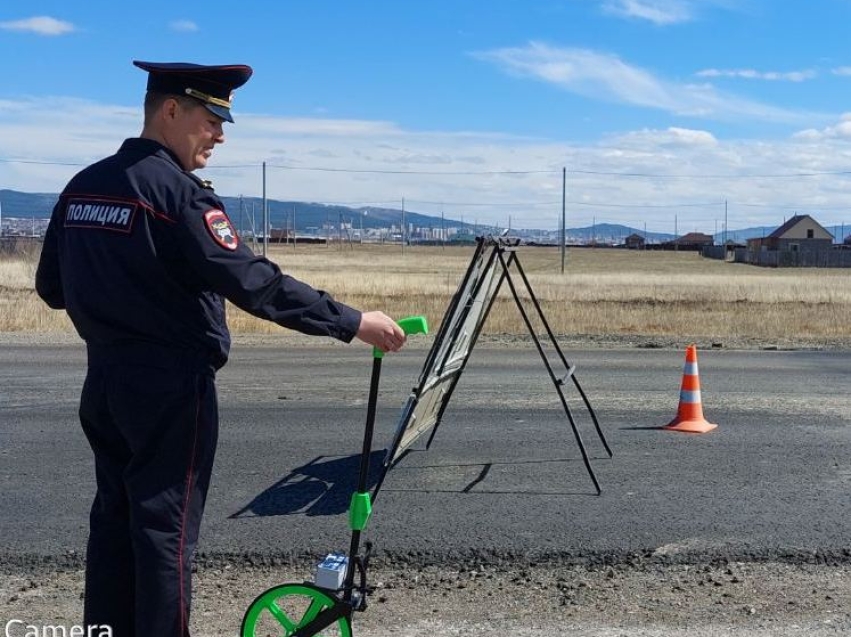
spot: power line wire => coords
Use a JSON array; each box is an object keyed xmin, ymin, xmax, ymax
[
  {"xmin": 263, "ymin": 163, "xmax": 555, "ymax": 175},
  {"xmin": 0, "ymin": 158, "xmax": 88, "ymax": 167},
  {"xmin": 571, "ymin": 168, "xmax": 851, "ymax": 179},
  {"xmin": 566, "ymin": 200, "xmax": 721, "ymax": 209},
  {"xmin": 404, "ymin": 199, "xmax": 561, "ymax": 207},
  {"xmin": 3, "ymin": 157, "xmax": 850, "ymax": 219},
  {"xmin": 6, "ymin": 157, "xmax": 851, "ymax": 179}
]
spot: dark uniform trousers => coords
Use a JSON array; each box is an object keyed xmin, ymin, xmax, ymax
[{"xmin": 79, "ymin": 344, "xmax": 218, "ymax": 636}]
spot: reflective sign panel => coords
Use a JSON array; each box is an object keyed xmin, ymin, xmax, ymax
[{"xmin": 385, "ymin": 239, "xmax": 505, "ymax": 466}]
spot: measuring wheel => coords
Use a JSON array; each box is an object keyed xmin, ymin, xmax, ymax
[
  {"xmin": 241, "ymin": 583, "xmax": 352, "ymax": 637},
  {"xmin": 240, "ymin": 316, "xmax": 428, "ymax": 637}
]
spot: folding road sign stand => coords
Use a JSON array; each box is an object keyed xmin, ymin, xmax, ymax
[
  {"xmin": 379, "ymin": 235, "xmax": 612, "ymax": 496},
  {"xmin": 240, "ymin": 238, "xmax": 612, "ymax": 636}
]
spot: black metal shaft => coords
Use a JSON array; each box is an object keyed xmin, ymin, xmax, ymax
[
  {"xmin": 357, "ymin": 357, "xmax": 382, "ymax": 493},
  {"xmin": 343, "ymin": 356, "xmax": 382, "ymax": 603}
]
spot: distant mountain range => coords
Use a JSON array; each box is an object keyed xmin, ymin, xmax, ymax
[{"xmin": 0, "ymin": 188, "xmax": 820, "ymax": 244}]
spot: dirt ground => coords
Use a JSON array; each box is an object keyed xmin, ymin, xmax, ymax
[{"xmin": 2, "ymin": 559, "xmax": 850, "ymax": 636}]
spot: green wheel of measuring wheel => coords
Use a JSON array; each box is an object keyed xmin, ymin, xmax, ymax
[{"xmin": 241, "ymin": 583, "xmax": 352, "ymax": 637}]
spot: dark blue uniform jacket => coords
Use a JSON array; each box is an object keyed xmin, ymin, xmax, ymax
[{"xmin": 36, "ymin": 138, "xmax": 361, "ymax": 369}]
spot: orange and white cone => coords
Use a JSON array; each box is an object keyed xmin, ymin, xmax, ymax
[{"xmin": 664, "ymin": 344, "xmax": 717, "ymax": 434}]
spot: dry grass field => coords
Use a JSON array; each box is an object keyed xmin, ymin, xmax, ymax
[{"xmin": 2, "ymin": 241, "xmax": 851, "ymax": 346}]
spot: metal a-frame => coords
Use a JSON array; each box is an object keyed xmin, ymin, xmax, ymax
[{"xmin": 377, "ymin": 235, "xmax": 612, "ymax": 497}]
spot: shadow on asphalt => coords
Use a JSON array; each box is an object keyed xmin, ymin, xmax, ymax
[
  {"xmin": 230, "ymin": 452, "xmax": 384, "ymax": 518},
  {"xmin": 232, "ymin": 451, "xmax": 606, "ymax": 517}
]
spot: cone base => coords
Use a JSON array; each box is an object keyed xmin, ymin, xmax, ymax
[{"xmin": 664, "ymin": 418, "xmax": 718, "ymax": 434}]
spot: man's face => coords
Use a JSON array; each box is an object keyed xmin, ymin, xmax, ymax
[{"xmin": 164, "ymin": 99, "xmax": 225, "ymax": 171}]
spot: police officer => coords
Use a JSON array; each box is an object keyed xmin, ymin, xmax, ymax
[{"xmin": 35, "ymin": 60, "xmax": 406, "ymax": 636}]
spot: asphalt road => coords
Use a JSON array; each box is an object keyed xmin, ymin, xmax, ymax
[{"xmin": 2, "ymin": 341, "xmax": 850, "ymax": 566}]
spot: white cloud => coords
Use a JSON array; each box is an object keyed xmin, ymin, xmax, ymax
[
  {"xmin": 169, "ymin": 20, "xmax": 199, "ymax": 32},
  {"xmin": 617, "ymin": 127, "xmax": 719, "ymax": 147},
  {"xmin": 599, "ymin": 0, "xmax": 744, "ymax": 25},
  {"xmin": 697, "ymin": 68, "xmax": 817, "ymax": 82},
  {"xmin": 832, "ymin": 67, "xmax": 851, "ymax": 76},
  {"xmin": 473, "ymin": 42, "xmax": 814, "ymax": 124},
  {"xmin": 243, "ymin": 116, "xmax": 402, "ymax": 137},
  {"xmin": 0, "ymin": 16, "xmax": 75, "ymax": 36},
  {"xmin": 0, "ymin": 97, "xmax": 139, "ymax": 168},
  {"xmin": 792, "ymin": 113, "xmax": 851, "ymax": 141},
  {"xmin": 4, "ymin": 96, "xmax": 851, "ymax": 232},
  {"xmin": 601, "ymin": 0, "xmax": 693, "ymax": 25}
]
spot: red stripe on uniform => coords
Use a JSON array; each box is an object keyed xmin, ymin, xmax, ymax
[{"xmin": 178, "ymin": 386, "xmax": 202, "ymax": 635}]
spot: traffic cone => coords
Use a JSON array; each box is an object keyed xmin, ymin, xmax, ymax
[{"xmin": 664, "ymin": 344, "xmax": 717, "ymax": 434}]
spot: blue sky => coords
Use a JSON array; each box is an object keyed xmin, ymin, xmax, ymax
[{"xmin": 3, "ymin": 0, "xmax": 851, "ymax": 234}]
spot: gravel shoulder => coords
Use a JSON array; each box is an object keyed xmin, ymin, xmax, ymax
[{"xmin": 2, "ymin": 560, "xmax": 850, "ymax": 636}]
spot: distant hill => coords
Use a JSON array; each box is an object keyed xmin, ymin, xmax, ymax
[
  {"xmin": 562, "ymin": 222, "xmax": 673, "ymax": 243},
  {"xmin": 3, "ymin": 188, "xmax": 812, "ymax": 243},
  {"xmin": 219, "ymin": 196, "xmax": 471, "ymax": 235},
  {"xmin": 0, "ymin": 190, "xmax": 59, "ymax": 218},
  {"xmin": 0, "ymin": 189, "xmax": 480, "ymax": 235}
]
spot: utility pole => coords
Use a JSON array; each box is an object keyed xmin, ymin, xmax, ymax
[
  {"xmin": 251, "ymin": 201, "xmax": 258, "ymax": 251},
  {"xmin": 561, "ymin": 167, "xmax": 566, "ymax": 273},
  {"xmin": 238, "ymin": 195, "xmax": 243, "ymax": 236},
  {"xmin": 292, "ymin": 206, "xmax": 296, "ymax": 251},
  {"xmin": 401, "ymin": 197, "xmax": 406, "ymax": 252},
  {"xmin": 724, "ymin": 199, "xmax": 728, "ymax": 254},
  {"xmin": 262, "ymin": 161, "xmax": 268, "ymax": 257},
  {"xmin": 674, "ymin": 214, "xmax": 678, "ymax": 252},
  {"xmin": 363, "ymin": 209, "xmax": 368, "ymax": 245}
]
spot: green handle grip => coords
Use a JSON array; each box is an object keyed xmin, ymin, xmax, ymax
[
  {"xmin": 373, "ymin": 315, "xmax": 429, "ymax": 359},
  {"xmin": 349, "ymin": 492, "xmax": 372, "ymax": 531}
]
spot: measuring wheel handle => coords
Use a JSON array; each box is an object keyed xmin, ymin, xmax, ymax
[
  {"xmin": 372, "ymin": 315, "xmax": 429, "ymax": 359},
  {"xmin": 241, "ymin": 316, "xmax": 428, "ymax": 637}
]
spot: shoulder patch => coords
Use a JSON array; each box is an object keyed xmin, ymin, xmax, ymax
[
  {"xmin": 203, "ymin": 209, "xmax": 239, "ymax": 250},
  {"xmin": 64, "ymin": 197, "xmax": 138, "ymax": 233}
]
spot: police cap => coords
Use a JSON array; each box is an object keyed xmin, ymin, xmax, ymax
[{"xmin": 133, "ymin": 60, "xmax": 253, "ymax": 123}]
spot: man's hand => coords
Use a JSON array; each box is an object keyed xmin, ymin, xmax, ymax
[{"xmin": 356, "ymin": 311, "xmax": 407, "ymax": 353}]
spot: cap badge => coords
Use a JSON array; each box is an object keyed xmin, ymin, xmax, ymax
[{"xmin": 184, "ymin": 87, "xmax": 232, "ymax": 109}]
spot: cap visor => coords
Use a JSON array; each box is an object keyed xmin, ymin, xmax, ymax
[{"xmin": 204, "ymin": 103, "xmax": 233, "ymax": 123}]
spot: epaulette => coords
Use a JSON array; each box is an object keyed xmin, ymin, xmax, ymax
[{"xmin": 186, "ymin": 172, "xmax": 216, "ymax": 191}]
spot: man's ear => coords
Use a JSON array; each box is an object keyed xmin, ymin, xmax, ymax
[{"xmin": 162, "ymin": 97, "xmax": 180, "ymax": 122}]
